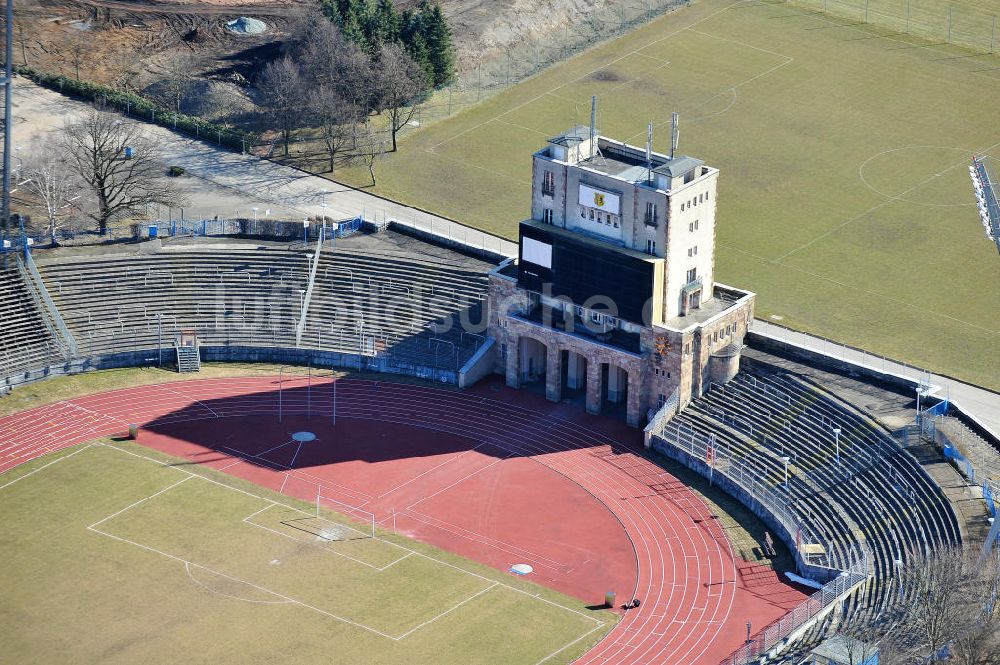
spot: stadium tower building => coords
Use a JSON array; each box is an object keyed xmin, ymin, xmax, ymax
[{"xmin": 487, "ymin": 124, "xmax": 755, "ymax": 426}]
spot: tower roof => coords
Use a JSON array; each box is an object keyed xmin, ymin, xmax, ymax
[
  {"xmin": 652, "ymin": 156, "xmax": 704, "ymax": 178},
  {"xmin": 547, "ymin": 125, "xmax": 594, "ymax": 147}
]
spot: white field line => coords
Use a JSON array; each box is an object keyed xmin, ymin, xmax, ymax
[
  {"xmin": 88, "ymin": 476, "xmax": 192, "ymax": 530},
  {"xmin": 93, "ymin": 442, "xmax": 602, "ymax": 633},
  {"xmin": 242, "ymin": 505, "xmax": 409, "ymax": 571},
  {"xmin": 0, "ymin": 444, "xmax": 96, "ymax": 491},
  {"xmin": 220, "ymin": 443, "xmax": 372, "ymax": 503},
  {"xmin": 429, "ymin": 0, "xmax": 747, "ymax": 150},
  {"xmin": 184, "ymin": 561, "xmax": 292, "ymax": 605},
  {"xmin": 88, "ymin": 522, "xmax": 399, "ymax": 639},
  {"xmin": 534, "ymin": 622, "xmax": 608, "ymax": 665},
  {"xmin": 393, "ymin": 582, "xmax": 499, "ymax": 640},
  {"xmin": 775, "ymin": 137, "xmax": 1000, "ymax": 261}
]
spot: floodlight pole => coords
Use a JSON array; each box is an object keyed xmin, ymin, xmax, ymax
[
  {"xmin": 1, "ymin": 0, "xmax": 13, "ymax": 237},
  {"xmin": 157, "ymin": 313, "xmax": 163, "ymax": 367},
  {"xmin": 895, "ymin": 558, "xmax": 903, "ymax": 599}
]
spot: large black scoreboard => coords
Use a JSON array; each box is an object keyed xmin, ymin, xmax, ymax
[{"xmin": 517, "ymin": 221, "xmax": 655, "ymax": 324}]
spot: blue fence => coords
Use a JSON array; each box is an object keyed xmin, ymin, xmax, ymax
[{"xmin": 943, "ymin": 441, "xmax": 1000, "ymax": 520}]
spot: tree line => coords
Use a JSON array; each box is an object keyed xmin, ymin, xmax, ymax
[
  {"xmin": 320, "ymin": 0, "xmax": 454, "ymax": 88},
  {"xmin": 257, "ymin": 10, "xmax": 432, "ymax": 168}
]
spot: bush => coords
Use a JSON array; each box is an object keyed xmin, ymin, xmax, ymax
[{"xmin": 167, "ymin": 165, "xmax": 186, "ymax": 177}]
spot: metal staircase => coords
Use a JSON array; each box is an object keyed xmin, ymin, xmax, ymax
[{"xmin": 175, "ymin": 344, "xmax": 201, "ymax": 373}]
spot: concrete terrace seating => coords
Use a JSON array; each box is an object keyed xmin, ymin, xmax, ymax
[
  {"xmin": 0, "ymin": 267, "xmax": 64, "ymax": 383},
  {"xmin": 304, "ymin": 250, "xmax": 489, "ymax": 370},
  {"xmin": 34, "ymin": 244, "xmax": 490, "ymax": 372},
  {"xmin": 665, "ymin": 368, "xmax": 960, "ymax": 621}
]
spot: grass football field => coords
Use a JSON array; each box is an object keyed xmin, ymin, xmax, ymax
[
  {"xmin": 0, "ymin": 440, "xmax": 613, "ymax": 664},
  {"xmin": 334, "ymin": 0, "xmax": 1000, "ymax": 390}
]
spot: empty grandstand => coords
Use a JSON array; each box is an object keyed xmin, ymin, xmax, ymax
[
  {"xmin": 0, "ymin": 226, "xmax": 495, "ymax": 389},
  {"xmin": 650, "ymin": 362, "xmax": 962, "ymax": 662}
]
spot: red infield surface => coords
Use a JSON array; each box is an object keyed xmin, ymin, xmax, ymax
[{"xmin": 0, "ymin": 375, "xmax": 808, "ymax": 664}]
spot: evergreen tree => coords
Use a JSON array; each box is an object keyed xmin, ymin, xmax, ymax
[
  {"xmin": 422, "ymin": 3, "xmax": 454, "ymax": 87},
  {"xmin": 323, "ymin": 0, "xmax": 369, "ymax": 48},
  {"xmin": 371, "ymin": 0, "xmax": 400, "ymax": 45}
]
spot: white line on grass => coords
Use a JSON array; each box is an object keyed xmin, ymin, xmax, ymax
[
  {"xmin": 242, "ymin": 506, "xmax": 411, "ymax": 571},
  {"xmin": 184, "ymin": 561, "xmax": 292, "ymax": 605},
  {"xmin": 534, "ymin": 622, "xmax": 608, "ymax": 665},
  {"xmin": 92, "ymin": 441, "xmax": 607, "ymax": 630},
  {"xmin": 88, "ymin": 523, "xmax": 400, "ymax": 639},
  {"xmin": 394, "ymin": 582, "xmax": 499, "ymax": 640},
  {"xmin": 0, "ymin": 444, "xmax": 95, "ymax": 492},
  {"xmin": 88, "ymin": 476, "xmax": 192, "ymax": 530},
  {"xmin": 429, "ymin": 0, "xmax": 748, "ymax": 150},
  {"xmin": 776, "ymin": 138, "xmax": 1000, "ymax": 261}
]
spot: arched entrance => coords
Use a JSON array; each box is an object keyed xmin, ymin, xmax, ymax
[
  {"xmin": 518, "ymin": 336, "xmax": 547, "ymax": 387},
  {"xmin": 601, "ymin": 363, "xmax": 630, "ymax": 419},
  {"xmin": 560, "ymin": 349, "xmax": 588, "ymax": 405}
]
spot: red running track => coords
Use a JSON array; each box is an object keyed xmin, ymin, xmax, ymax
[{"xmin": 0, "ymin": 375, "xmax": 807, "ymax": 664}]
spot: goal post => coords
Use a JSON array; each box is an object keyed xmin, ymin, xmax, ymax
[{"xmin": 315, "ymin": 492, "xmax": 376, "ymax": 539}]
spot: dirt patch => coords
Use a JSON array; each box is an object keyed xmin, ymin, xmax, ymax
[{"xmin": 590, "ymin": 68, "xmax": 625, "ymax": 82}]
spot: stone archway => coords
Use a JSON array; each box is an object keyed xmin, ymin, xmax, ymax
[{"xmin": 518, "ymin": 336, "xmax": 548, "ymax": 387}]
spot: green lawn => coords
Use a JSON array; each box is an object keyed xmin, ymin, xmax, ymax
[
  {"xmin": 328, "ymin": 0, "xmax": 1000, "ymax": 390},
  {"xmin": 0, "ymin": 441, "xmax": 612, "ymax": 664}
]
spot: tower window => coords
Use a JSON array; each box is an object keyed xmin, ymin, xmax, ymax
[
  {"xmin": 644, "ymin": 202, "xmax": 658, "ymax": 226},
  {"xmin": 686, "ymin": 267, "xmax": 697, "ymax": 283},
  {"xmin": 542, "ymin": 171, "xmax": 555, "ymax": 197},
  {"xmin": 542, "ymin": 208, "xmax": 553, "ymax": 224}
]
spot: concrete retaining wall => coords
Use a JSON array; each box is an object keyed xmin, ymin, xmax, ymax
[{"xmin": 1, "ymin": 345, "xmax": 459, "ymax": 392}]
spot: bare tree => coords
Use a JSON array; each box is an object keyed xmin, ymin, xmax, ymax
[
  {"xmin": 841, "ymin": 546, "xmax": 1000, "ymax": 665},
  {"xmin": 107, "ymin": 50, "xmax": 140, "ymax": 93},
  {"xmin": 308, "ymin": 86, "xmax": 357, "ymax": 174},
  {"xmin": 289, "ymin": 15, "xmax": 372, "ymax": 116},
  {"xmin": 156, "ymin": 53, "xmax": 199, "ymax": 114},
  {"xmin": 257, "ymin": 56, "xmax": 306, "ymax": 157},
  {"xmin": 64, "ymin": 31, "xmax": 87, "ymax": 81},
  {"xmin": 60, "ymin": 109, "xmax": 182, "ymax": 235},
  {"xmin": 357, "ymin": 122, "xmax": 383, "ymax": 186},
  {"xmin": 372, "ymin": 43, "xmax": 427, "ymax": 152},
  {"xmin": 22, "ymin": 138, "xmax": 83, "ymax": 245}
]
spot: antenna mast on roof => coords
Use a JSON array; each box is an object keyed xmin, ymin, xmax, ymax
[
  {"xmin": 670, "ymin": 112, "xmax": 679, "ymax": 159},
  {"xmin": 590, "ymin": 96, "xmax": 597, "ymax": 160},
  {"xmin": 588, "ymin": 95, "xmax": 605, "ymax": 165},
  {"xmin": 646, "ymin": 122, "xmax": 653, "ymax": 184}
]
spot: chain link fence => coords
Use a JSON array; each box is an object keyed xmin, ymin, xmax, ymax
[{"xmin": 789, "ymin": 0, "xmax": 999, "ymax": 54}]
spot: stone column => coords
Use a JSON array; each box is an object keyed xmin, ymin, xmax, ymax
[
  {"xmin": 505, "ymin": 336, "xmax": 520, "ymax": 389},
  {"xmin": 586, "ymin": 359, "xmax": 602, "ymax": 415},
  {"xmin": 626, "ymin": 366, "xmax": 643, "ymax": 428},
  {"xmin": 545, "ymin": 345, "xmax": 562, "ymax": 402}
]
